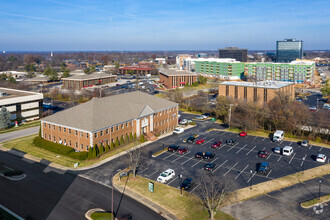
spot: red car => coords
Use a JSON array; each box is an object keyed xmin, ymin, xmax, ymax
[
  {"xmin": 196, "ymin": 138, "xmax": 205, "ymax": 144},
  {"xmin": 211, "ymin": 140, "xmax": 221, "ymax": 148},
  {"xmin": 258, "ymin": 150, "xmax": 268, "ymax": 158},
  {"xmin": 239, "ymin": 131, "xmax": 247, "ymax": 137},
  {"xmin": 177, "ymin": 147, "xmax": 188, "ymax": 154}
]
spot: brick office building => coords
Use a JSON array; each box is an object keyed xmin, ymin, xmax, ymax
[
  {"xmin": 119, "ymin": 66, "xmax": 152, "ymax": 75},
  {"xmin": 41, "ymin": 91, "xmax": 178, "ymax": 152},
  {"xmin": 219, "ymin": 81, "xmax": 294, "ymax": 105},
  {"xmin": 62, "ymin": 73, "xmax": 116, "ymax": 90},
  {"xmin": 159, "ymin": 69, "xmax": 197, "ymax": 89}
]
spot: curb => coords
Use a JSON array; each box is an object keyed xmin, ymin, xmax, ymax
[{"xmin": 112, "ymin": 177, "xmax": 178, "ymax": 220}]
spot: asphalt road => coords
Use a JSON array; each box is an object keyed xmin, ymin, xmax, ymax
[
  {"xmin": 0, "ymin": 151, "xmax": 165, "ymax": 220},
  {"xmin": 0, "ymin": 126, "xmax": 39, "ymax": 143}
]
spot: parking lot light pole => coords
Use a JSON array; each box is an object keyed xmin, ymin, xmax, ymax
[
  {"xmin": 179, "ymin": 174, "xmax": 183, "ymax": 196},
  {"xmin": 250, "ymin": 170, "xmax": 253, "ymax": 190},
  {"xmin": 317, "ymin": 99, "xmax": 319, "ymax": 109},
  {"xmin": 319, "ymin": 180, "xmax": 322, "ymax": 200}
]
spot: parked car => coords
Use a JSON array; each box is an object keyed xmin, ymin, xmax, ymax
[
  {"xmin": 239, "ymin": 131, "xmax": 247, "ymax": 137},
  {"xmin": 203, "ymin": 152, "xmax": 215, "ymax": 160},
  {"xmin": 157, "ymin": 169, "xmax": 175, "ymax": 183},
  {"xmin": 226, "ymin": 139, "xmax": 237, "ymax": 145},
  {"xmin": 309, "ymin": 106, "xmax": 317, "ymax": 112},
  {"xmin": 195, "ymin": 152, "xmax": 204, "ymax": 159},
  {"xmin": 180, "ymin": 178, "xmax": 194, "ymax": 190},
  {"xmin": 177, "ymin": 147, "xmax": 188, "ymax": 154},
  {"xmin": 185, "ymin": 136, "xmax": 196, "ymax": 143},
  {"xmin": 200, "ymin": 114, "xmax": 208, "ymax": 119},
  {"xmin": 204, "ymin": 163, "xmax": 216, "ymax": 171},
  {"xmin": 179, "ymin": 119, "xmax": 188, "ymax": 125},
  {"xmin": 258, "ymin": 150, "xmax": 269, "ymax": 158},
  {"xmin": 316, "ymin": 154, "xmax": 327, "ymax": 163},
  {"xmin": 257, "ymin": 162, "xmax": 270, "ymax": 175},
  {"xmin": 273, "ymin": 130, "xmax": 284, "ymax": 142},
  {"xmin": 173, "ymin": 127, "xmax": 184, "ymax": 135},
  {"xmin": 301, "ymin": 140, "xmax": 309, "ymax": 147},
  {"xmin": 196, "ymin": 138, "xmax": 205, "ymax": 144},
  {"xmin": 274, "ymin": 147, "xmax": 281, "ymax": 154},
  {"xmin": 282, "ymin": 146, "xmax": 293, "ymax": 156},
  {"xmin": 211, "ymin": 140, "xmax": 221, "ymax": 148},
  {"xmin": 194, "ymin": 115, "xmax": 204, "ymax": 120},
  {"xmin": 168, "ymin": 145, "xmax": 180, "ymax": 152},
  {"xmin": 202, "ymin": 113, "xmax": 210, "ymax": 118}
]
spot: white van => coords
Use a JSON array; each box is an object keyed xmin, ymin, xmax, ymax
[
  {"xmin": 282, "ymin": 146, "xmax": 293, "ymax": 156},
  {"xmin": 273, "ymin": 130, "xmax": 284, "ymax": 142}
]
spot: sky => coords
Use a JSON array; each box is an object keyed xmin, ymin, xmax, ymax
[{"xmin": 0, "ymin": 0, "xmax": 329, "ymax": 51}]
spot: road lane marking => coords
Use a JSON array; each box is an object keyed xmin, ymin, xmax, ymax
[
  {"xmin": 167, "ymin": 176, "xmax": 178, "ymax": 185},
  {"xmin": 266, "ymin": 170, "xmax": 272, "ymax": 178},
  {"xmin": 247, "ymin": 171, "xmax": 256, "ymax": 183},
  {"xmin": 192, "ymin": 160, "xmax": 201, "ymax": 168},
  {"xmin": 181, "ymin": 156, "xmax": 194, "ymax": 165},
  {"xmin": 163, "ymin": 153, "xmax": 174, "ymax": 160},
  {"xmin": 147, "ymin": 170, "xmax": 159, "ymax": 177},
  {"xmin": 277, "ymin": 155, "xmax": 282, "ymax": 162},
  {"xmin": 236, "ymin": 144, "xmax": 247, "ymax": 154},
  {"xmin": 235, "ymin": 164, "xmax": 249, "ymax": 179},
  {"xmin": 212, "ymin": 159, "xmax": 228, "ymax": 173},
  {"xmin": 227, "ymin": 143, "xmax": 239, "ymax": 152},
  {"xmin": 246, "ymin": 145, "xmax": 256, "ymax": 155},
  {"xmin": 266, "ymin": 152, "xmax": 273, "ymax": 160},
  {"xmin": 223, "ymin": 162, "xmax": 238, "ymax": 176},
  {"xmin": 289, "ymin": 153, "xmax": 296, "ymax": 164}
]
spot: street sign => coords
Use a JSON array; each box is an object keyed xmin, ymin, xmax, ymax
[{"xmin": 148, "ymin": 182, "xmax": 154, "ymax": 193}]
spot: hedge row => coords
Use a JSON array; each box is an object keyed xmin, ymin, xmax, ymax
[{"xmin": 33, "ymin": 136, "xmax": 88, "ymax": 160}]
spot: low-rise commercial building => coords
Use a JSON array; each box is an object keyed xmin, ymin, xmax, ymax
[
  {"xmin": 41, "ymin": 91, "xmax": 178, "ymax": 151},
  {"xmin": 62, "ymin": 73, "xmax": 116, "ymax": 90},
  {"xmin": 0, "ymin": 87, "xmax": 43, "ymax": 123},
  {"xmin": 159, "ymin": 69, "xmax": 197, "ymax": 89},
  {"xmin": 119, "ymin": 66, "xmax": 152, "ymax": 75},
  {"xmin": 219, "ymin": 81, "xmax": 294, "ymax": 105},
  {"xmin": 176, "ymin": 54, "xmax": 193, "ymax": 70}
]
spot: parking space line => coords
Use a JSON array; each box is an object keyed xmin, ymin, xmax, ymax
[
  {"xmin": 147, "ymin": 170, "xmax": 159, "ymax": 177},
  {"xmin": 262, "ymin": 137, "xmax": 266, "ymax": 141},
  {"xmin": 309, "ymin": 145, "xmax": 313, "ymax": 150},
  {"xmin": 277, "ymin": 155, "xmax": 282, "ymax": 162},
  {"xmin": 190, "ymin": 184, "xmax": 200, "ymax": 193},
  {"xmin": 253, "ymin": 136, "xmax": 258, "ymax": 140},
  {"xmin": 266, "ymin": 170, "xmax": 272, "ymax": 178},
  {"xmin": 289, "ymin": 153, "xmax": 296, "ymax": 164},
  {"xmin": 266, "ymin": 152, "xmax": 273, "ymax": 160},
  {"xmin": 235, "ymin": 164, "xmax": 249, "ymax": 179},
  {"xmin": 227, "ymin": 143, "xmax": 238, "ymax": 152},
  {"xmin": 192, "ymin": 160, "xmax": 201, "ymax": 168},
  {"xmin": 211, "ymin": 158, "xmax": 218, "ymax": 163},
  {"xmin": 162, "ymin": 153, "xmax": 174, "ymax": 160},
  {"xmin": 138, "ymin": 167, "xmax": 149, "ymax": 174},
  {"xmin": 246, "ymin": 145, "xmax": 256, "ymax": 155},
  {"xmin": 301, "ymin": 155, "xmax": 307, "ymax": 166},
  {"xmin": 289, "ymin": 141, "xmax": 293, "ymax": 146},
  {"xmin": 223, "ymin": 162, "xmax": 238, "ymax": 176},
  {"xmin": 173, "ymin": 153, "xmax": 189, "ymax": 162},
  {"xmin": 181, "ymin": 156, "xmax": 194, "ymax": 165},
  {"xmin": 247, "ymin": 171, "xmax": 256, "ymax": 183},
  {"xmin": 201, "ymin": 138, "xmax": 214, "ymax": 146},
  {"xmin": 167, "ymin": 176, "xmax": 178, "ymax": 185},
  {"xmin": 319, "ymin": 147, "xmax": 323, "ymax": 152},
  {"xmin": 236, "ymin": 144, "xmax": 247, "ymax": 154},
  {"xmin": 212, "ymin": 159, "xmax": 228, "ymax": 173},
  {"xmin": 218, "ymin": 144, "xmax": 225, "ymax": 150}
]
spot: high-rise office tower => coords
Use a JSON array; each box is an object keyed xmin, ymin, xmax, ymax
[
  {"xmin": 276, "ymin": 39, "xmax": 303, "ymax": 63},
  {"xmin": 218, "ymin": 47, "xmax": 248, "ymax": 62}
]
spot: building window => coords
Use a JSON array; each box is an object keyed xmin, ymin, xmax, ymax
[
  {"xmin": 64, "ymin": 139, "xmax": 66, "ymax": 144},
  {"xmin": 226, "ymin": 85, "xmax": 229, "ymax": 96},
  {"xmin": 244, "ymin": 87, "xmax": 247, "ymax": 100},
  {"xmin": 69, "ymin": 141, "xmax": 71, "ymax": 146},
  {"xmin": 106, "ymin": 129, "xmax": 108, "ymax": 134},
  {"xmin": 44, "ymin": 123, "xmax": 46, "ymax": 127},
  {"xmin": 53, "ymin": 125, "xmax": 55, "ymax": 130},
  {"xmin": 81, "ymin": 144, "xmax": 83, "ymax": 149},
  {"xmin": 111, "ymin": 127, "xmax": 114, "ymax": 132},
  {"xmin": 116, "ymin": 126, "xmax": 118, "ymax": 130},
  {"xmin": 53, "ymin": 136, "xmax": 55, "ymax": 141},
  {"xmin": 63, "ymin": 128, "xmax": 66, "ymax": 132},
  {"xmin": 100, "ymin": 130, "xmax": 103, "ymax": 136},
  {"xmin": 235, "ymin": 87, "xmax": 238, "ymax": 99},
  {"xmin": 87, "ymin": 133, "xmax": 89, "ymax": 138},
  {"xmin": 130, "ymin": 121, "xmax": 133, "ymax": 126},
  {"xmin": 48, "ymin": 124, "xmax": 50, "ymax": 128},
  {"xmin": 94, "ymin": 133, "xmax": 97, "ymax": 138},
  {"xmin": 49, "ymin": 135, "xmax": 51, "ymax": 140},
  {"xmin": 75, "ymin": 143, "xmax": 77, "ymax": 148},
  {"xmin": 156, "ymin": 122, "xmax": 158, "ymax": 126},
  {"xmin": 69, "ymin": 129, "xmax": 71, "ymax": 134},
  {"xmin": 81, "ymin": 132, "xmax": 83, "ymax": 137},
  {"xmin": 121, "ymin": 124, "xmax": 124, "ymax": 129},
  {"xmin": 75, "ymin": 130, "xmax": 78, "ymax": 135},
  {"xmin": 44, "ymin": 134, "xmax": 46, "ymax": 138},
  {"xmin": 59, "ymin": 126, "xmax": 61, "ymax": 131},
  {"xmin": 86, "ymin": 146, "xmax": 89, "ymax": 150}
]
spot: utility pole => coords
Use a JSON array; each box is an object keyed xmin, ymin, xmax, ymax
[
  {"xmin": 228, "ymin": 104, "xmax": 234, "ymax": 128},
  {"xmin": 99, "ymin": 87, "xmax": 102, "ymax": 98},
  {"xmin": 112, "ymin": 174, "xmax": 114, "ymax": 220}
]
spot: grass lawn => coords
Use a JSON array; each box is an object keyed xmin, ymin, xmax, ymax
[
  {"xmin": 90, "ymin": 212, "xmax": 114, "ymax": 220},
  {"xmin": 0, "ymin": 120, "xmax": 40, "ymax": 135},
  {"xmin": 301, "ymin": 194, "xmax": 330, "ymax": 208},
  {"xmin": 2, "ymin": 136, "xmax": 143, "ymax": 168},
  {"xmin": 154, "ymin": 93, "xmax": 167, "ymax": 98},
  {"xmin": 114, "ymin": 174, "xmax": 235, "ymax": 220}
]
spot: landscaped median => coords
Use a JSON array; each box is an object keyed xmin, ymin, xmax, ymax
[
  {"xmin": 300, "ymin": 194, "xmax": 330, "ymax": 209},
  {"xmin": 112, "ymin": 173, "xmax": 234, "ymax": 220}
]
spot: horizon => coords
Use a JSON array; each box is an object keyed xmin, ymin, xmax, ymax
[{"xmin": 1, "ymin": 0, "xmax": 329, "ymax": 51}]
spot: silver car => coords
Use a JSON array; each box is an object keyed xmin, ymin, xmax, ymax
[{"xmin": 301, "ymin": 140, "xmax": 309, "ymax": 147}]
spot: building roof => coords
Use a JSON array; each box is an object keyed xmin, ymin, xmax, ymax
[
  {"xmin": 25, "ymin": 76, "xmax": 50, "ymax": 82},
  {"xmin": 0, "ymin": 87, "xmax": 43, "ymax": 102},
  {"xmin": 119, "ymin": 66, "xmax": 152, "ymax": 71},
  {"xmin": 159, "ymin": 69, "xmax": 197, "ymax": 76},
  {"xmin": 220, "ymin": 81, "xmax": 293, "ymax": 89},
  {"xmin": 191, "ymin": 58, "xmax": 240, "ymax": 63},
  {"xmin": 42, "ymin": 91, "xmax": 178, "ymax": 132},
  {"xmin": 62, "ymin": 73, "xmax": 115, "ymax": 81}
]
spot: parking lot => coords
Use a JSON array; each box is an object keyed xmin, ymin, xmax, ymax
[{"xmin": 138, "ymin": 113, "xmax": 330, "ymax": 193}]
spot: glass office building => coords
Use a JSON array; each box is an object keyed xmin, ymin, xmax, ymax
[{"xmin": 276, "ymin": 39, "xmax": 303, "ymax": 63}]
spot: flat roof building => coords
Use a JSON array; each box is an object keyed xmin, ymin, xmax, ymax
[
  {"xmin": 219, "ymin": 81, "xmax": 294, "ymax": 105},
  {"xmin": 62, "ymin": 73, "xmax": 116, "ymax": 90},
  {"xmin": 0, "ymin": 87, "xmax": 43, "ymax": 123},
  {"xmin": 119, "ymin": 66, "xmax": 152, "ymax": 75},
  {"xmin": 159, "ymin": 69, "xmax": 197, "ymax": 89},
  {"xmin": 218, "ymin": 47, "xmax": 248, "ymax": 62},
  {"xmin": 41, "ymin": 91, "xmax": 178, "ymax": 151}
]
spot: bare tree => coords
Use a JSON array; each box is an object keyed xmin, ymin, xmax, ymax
[
  {"xmin": 126, "ymin": 147, "xmax": 147, "ymax": 178},
  {"xmin": 196, "ymin": 172, "xmax": 228, "ymax": 220}
]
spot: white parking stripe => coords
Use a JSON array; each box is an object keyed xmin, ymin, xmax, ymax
[
  {"xmin": 212, "ymin": 159, "xmax": 228, "ymax": 173},
  {"xmin": 163, "ymin": 153, "xmax": 174, "ymax": 160},
  {"xmin": 147, "ymin": 170, "xmax": 159, "ymax": 177},
  {"xmin": 167, "ymin": 176, "xmax": 178, "ymax": 185},
  {"xmin": 266, "ymin": 152, "xmax": 273, "ymax": 160},
  {"xmin": 235, "ymin": 164, "xmax": 249, "ymax": 179},
  {"xmin": 319, "ymin": 147, "xmax": 323, "ymax": 152},
  {"xmin": 211, "ymin": 158, "xmax": 218, "ymax": 163},
  {"xmin": 236, "ymin": 144, "xmax": 247, "ymax": 154},
  {"xmin": 190, "ymin": 184, "xmax": 200, "ymax": 193},
  {"xmin": 223, "ymin": 162, "xmax": 238, "ymax": 176},
  {"xmin": 218, "ymin": 144, "xmax": 225, "ymax": 150},
  {"xmin": 262, "ymin": 137, "xmax": 266, "ymax": 141},
  {"xmin": 247, "ymin": 171, "xmax": 256, "ymax": 183},
  {"xmin": 192, "ymin": 160, "xmax": 201, "ymax": 168},
  {"xmin": 202, "ymin": 138, "xmax": 214, "ymax": 146},
  {"xmin": 289, "ymin": 141, "xmax": 293, "ymax": 146},
  {"xmin": 266, "ymin": 170, "xmax": 272, "ymax": 178},
  {"xmin": 138, "ymin": 167, "xmax": 149, "ymax": 174},
  {"xmin": 227, "ymin": 143, "xmax": 238, "ymax": 152},
  {"xmin": 173, "ymin": 152, "xmax": 189, "ymax": 162},
  {"xmin": 277, "ymin": 155, "xmax": 282, "ymax": 162},
  {"xmin": 309, "ymin": 145, "xmax": 313, "ymax": 150},
  {"xmin": 181, "ymin": 156, "xmax": 194, "ymax": 165},
  {"xmin": 253, "ymin": 136, "xmax": 258, "ymax": 140},
  {"xmin": 246, "ymin": 145, "xmax": 256, "ymax": 155},
  {"xmin": 289, "ymin": 153, "xmax": 296, "ymax": 164}
]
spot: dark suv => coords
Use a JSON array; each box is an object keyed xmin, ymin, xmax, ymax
[
  {"xmin": 186, "ymin": 136, "xmax": 196, "ymax": 143},
  {"xmin": 257, "ymin": 162, "xmax": 270, "ymax": 175},
  {"xmin": 168, "ymin": 145, "xmax": 179, "ymax": 152}
]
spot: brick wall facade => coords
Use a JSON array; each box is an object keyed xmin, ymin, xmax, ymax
[
  {"xmin": 159, "ymin": 73, "xmax": 197, "ymax": 89},
  {"xmin": 63, "ymin": 76, "xmax": 116, "ymax": 90}
]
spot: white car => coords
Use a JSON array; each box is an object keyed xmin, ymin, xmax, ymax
[
  {"xmin": 316, "ymin": 154, "xmax": 327, "ymax": 163},
  {"xmin": 195, "ymin": 115, "xmax": 204, "ymax": 120},
  {"xmin": 180, "ymin": 119, "xmax": 188, "ymax": 125},
  {"xmin": 157, "ymin": 169, "xmax": 175, "ymax": 183},
  {"xmin": 173, "ymin": 127, "xmax": 184, "ymax": 135}
]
